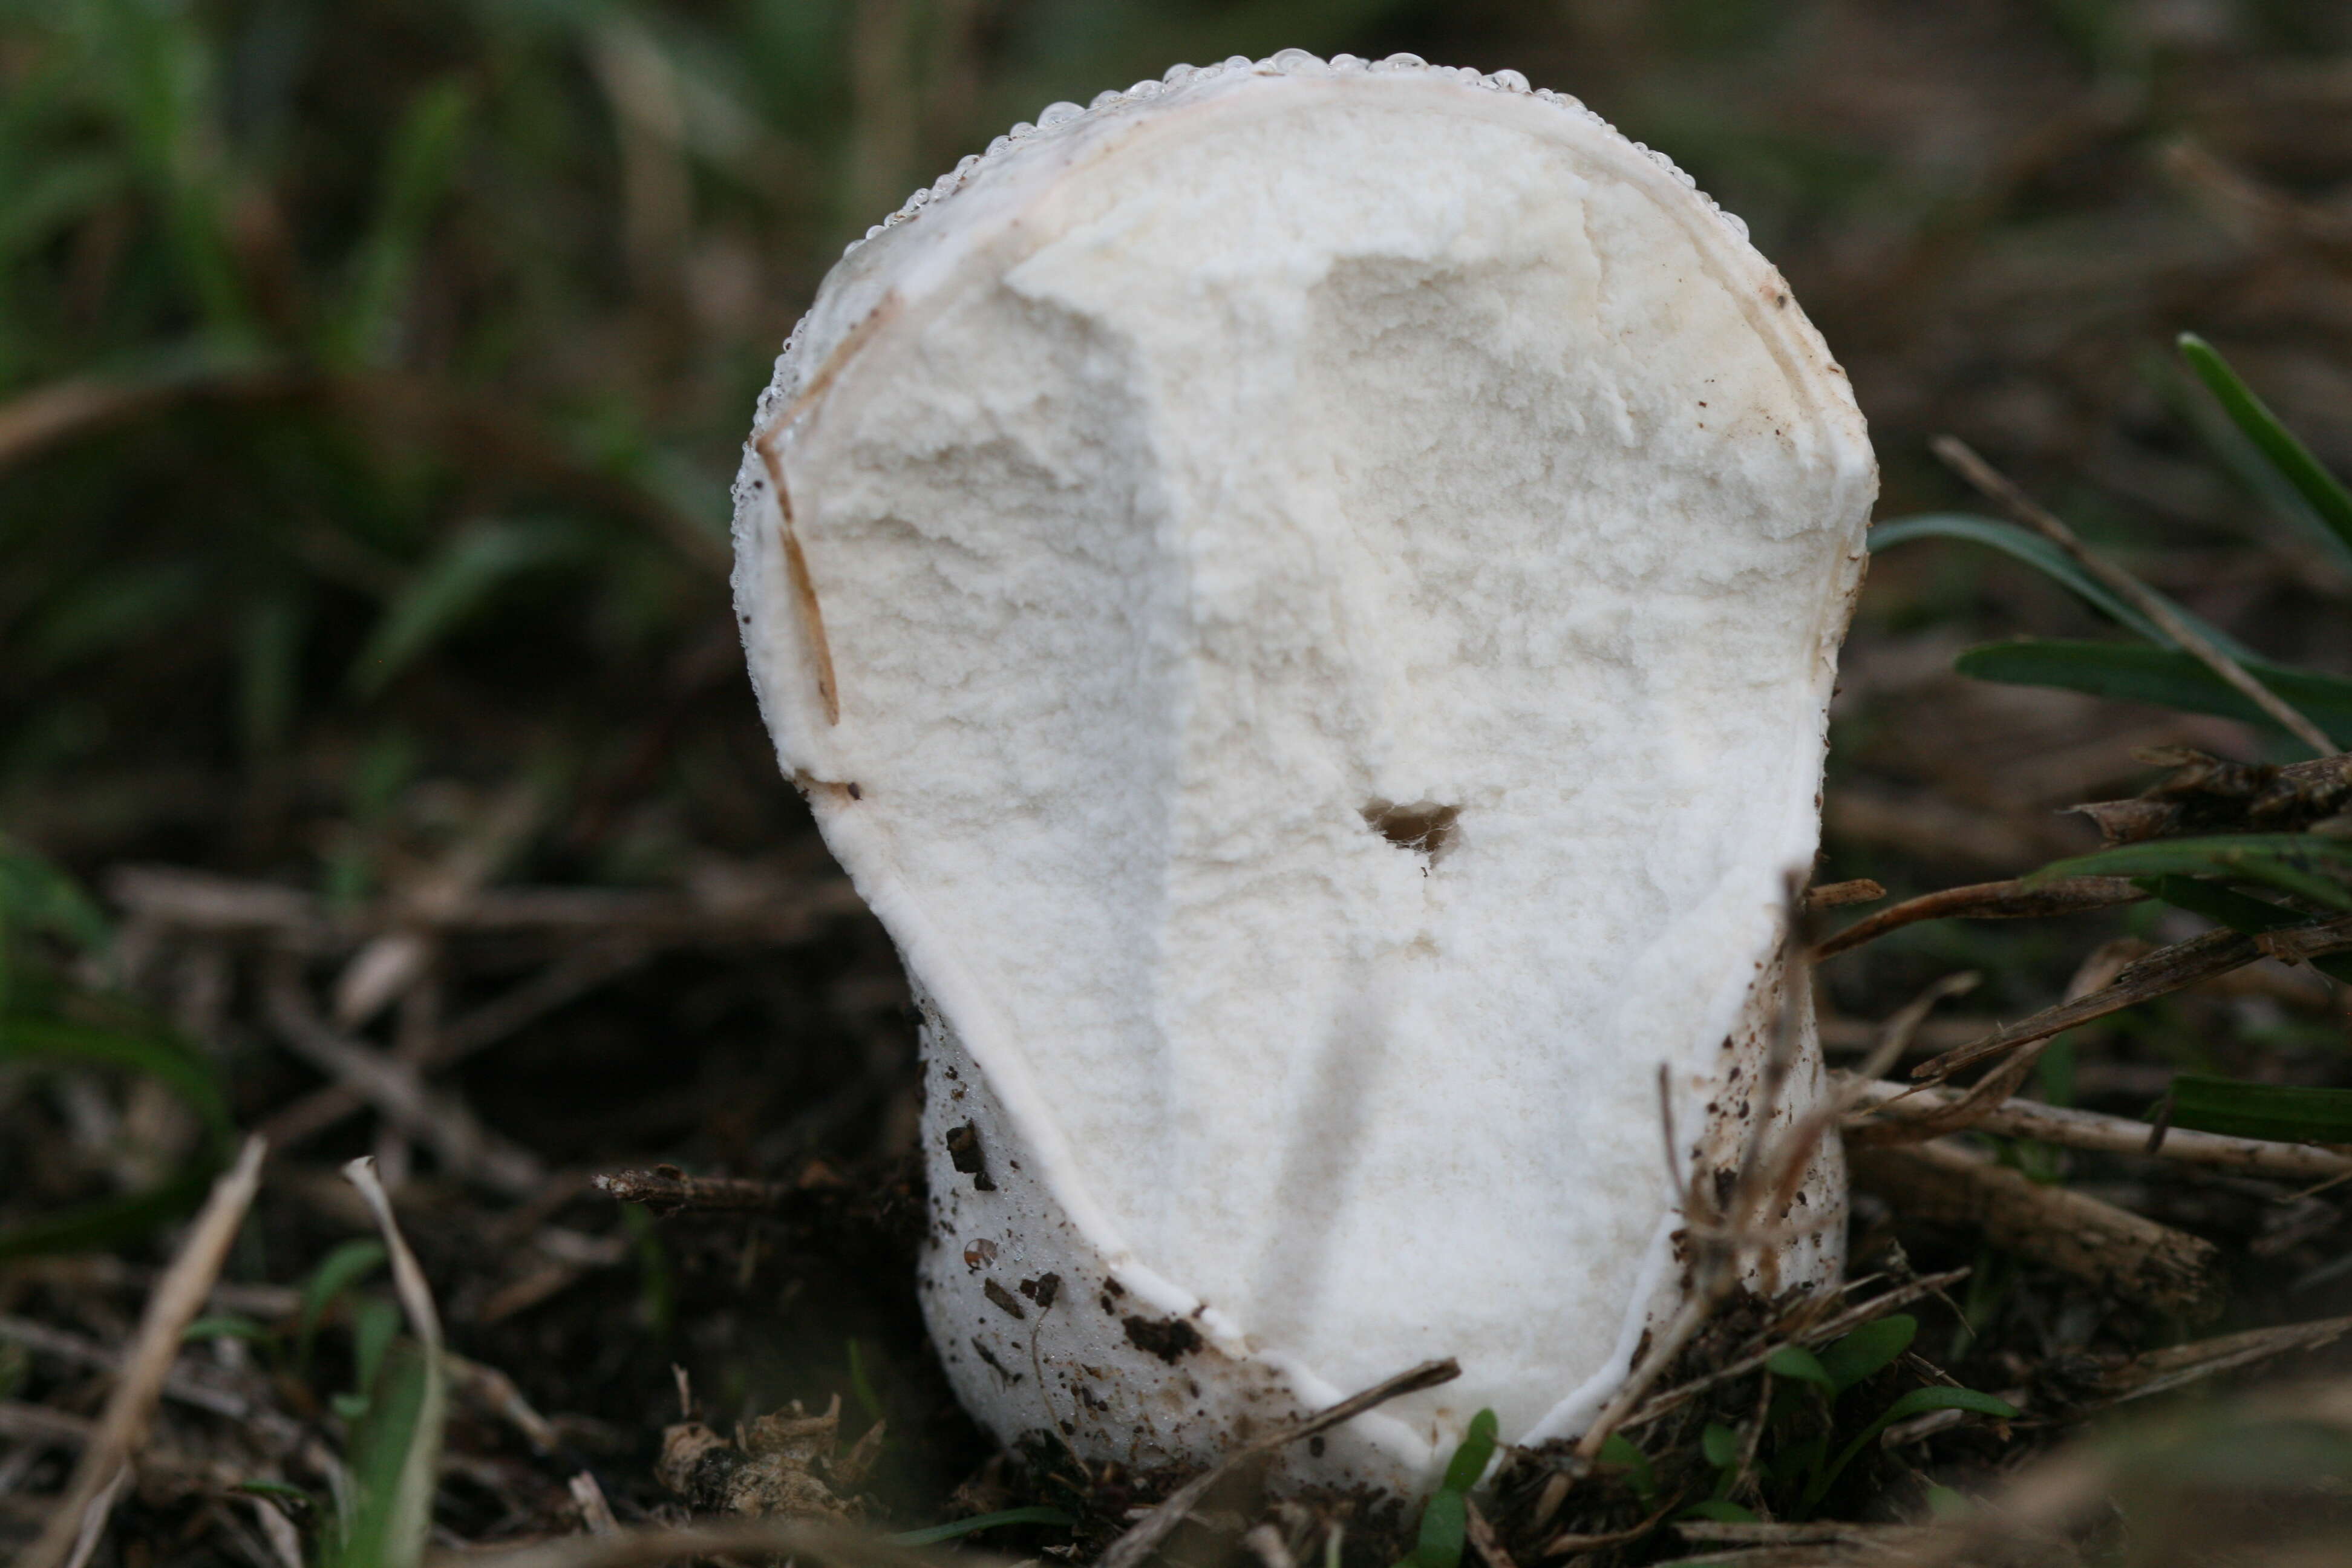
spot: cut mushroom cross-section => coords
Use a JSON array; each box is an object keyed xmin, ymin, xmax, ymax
[{"xmin": 732, "ymin": 50, "xmax": 1876, "ymax": 1497}]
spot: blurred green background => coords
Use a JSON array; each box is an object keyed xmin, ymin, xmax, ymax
[
  {"xmin": 11, "ymin": 2, "xmax": 2352, "ymax": 1557},
  {"xmin": 8, "ymin": 0, "xmax": 2352, "ymax": 884}
]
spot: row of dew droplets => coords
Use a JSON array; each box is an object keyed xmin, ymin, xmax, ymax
[{"xmin": 849, "ymin": 50, "xmax": 1751, "ymax": 264}]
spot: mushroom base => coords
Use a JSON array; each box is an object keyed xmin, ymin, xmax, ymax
[{"xmin": 916, "ymin": 957, "xmax": 1844, "ymax": 1497}]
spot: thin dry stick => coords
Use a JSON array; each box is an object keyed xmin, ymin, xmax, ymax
[
  {"xmin": 1096, "ymin": 1359, "xmax": 1462, "ymax": 1568},
  {"xmin": 1913, "ymin": 925, "xmax": 2259, "ymax": 1083},
  {"xmin": 54, "ymin": 1466, "xmax": 129, "ymax": 1568},
  {"xmin": 2093, "ymin": 1313, "xmax": 2352, "ymax": 1408},
  {"xmin": 1858, "ymin": 941, "xmax": 2137, "ymax": 1143},
  {"xmin": 1842, "ymin": 1077, "xmax": 2352, "ymax": 1180},
  {"xmin": 1933, "ymin": 434, "xmax": 2336, "ymax": 756},
  {"xmin": 0, "ymin": 1313, "xmax": 248, "ymax": 1418},
  {"xmin": 1463, "ymin": 1500, "xmax": 1520, "ymax": 1568},
  {"xmin": 1815, "ymin": 876, "xmax": 2143, "ymax": 961},
  {"xmin": 595, "ymin": 1166, "xmax": 791, "ymax": 1215},
  {"xmin": 22, "ymin": 1136, "xmax": 267, "ymax": 1568},
  {"xmin": 1622, "ymin": 1268, "xmax": 1974, "ymax": 1431},
  {"xmin": 263, "ymin": 956, "xmax": 544, "ymax": 1196},
  {"xmin": 1848, "ymin": 1139, "xmax": 2223, "ymax": 1318},
  {"xmin": 263, "ymin": 939, "xmax": 653, "ymax": 1154},
  {"xmin": 569, "ymin": 1472, "xmax": 621, "ymax": 1536},
  {"xmin": 1804, "ymin": 877, "xmax": 1886, "ymax": 909}
]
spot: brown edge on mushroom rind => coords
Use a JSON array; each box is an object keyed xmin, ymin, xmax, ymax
[{"xmin": 749, "ymin": 292, "xmax": 904, "ymax": 728}]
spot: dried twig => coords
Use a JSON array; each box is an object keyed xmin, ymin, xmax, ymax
[
  {"xmin": 1841, "ymin": 1077, "xmax": 2352, "ymax": 1179},
  {"xmin": 0, "ymin": 1314, "xmax": 248, "ymax": 1419},
  {"xmin": 569, "ymin": 1471, "xmax": 621, "ymax": 1536},
  {"xmin": 595, "ymin": 1166, "xmax": 792, "ymax": 1216},
  {"xmin": 1933, "ymin": 434, "xmax": 2336, "ymax": 756},
  {"xmin": 1622, "ymin": 1269, "xmax": 1973, "ymax": 1431},
  {"xmin": 2259, "ymin": 910, "xmax": 2352, "ymax": 966},
  {"xmin": 263, "ymin": 956, "xmax": 544, "ymax": 1196},
  {"xmin": 1805, "ymin": 878, "xmax": 1886, "ymax": 910},
  {"xmin": 1849, "ymin": 1139, "xmax": 2224, "ymax": 1319},
  {"xmin": 262, "ymin": 938, "xmax": 652, "ymax": 1155},
  {"xmin": 1463, "ymin": 1500, "xmax": 1518, "ymax": 1568},
  {"xmin": 1815, "ymin": 876, "xmax": 2143, "ymax": 961},
  {"xmin": 1912, "ymin": 926, "xmax": 2259, "ymax": 1083},
  {"xmin": 2088, "ymin": 1313, "xmax": 2352, "ymax": 1408},
  {"xmin": 1094, "ymin": 1359, "xmax": 1461, "ymax": 1568},
  {"xmin": 1855, "ymin": 942, "xmax": 2135, "ymax": 1145},
  {"xmin": 22, "ymin": 1137, "xmax": 266, "ymax": 1568}
]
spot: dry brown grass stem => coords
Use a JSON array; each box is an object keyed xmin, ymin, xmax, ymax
[
  {"xmin": 595, "ymin": 1166, "xmax": 792, "ymax": 1215},
  {"xmin": 1849, "ymin": 1140, "xmax": 2223, "ymax": 1318},
  {"xmin": 1804, "ymin": 878, "xmax": 1886, "ymax": 909},
  {"xmin": 1841, "ymin": 1076, "xmax": 2352, "ymax": 1178},
  {"xmin": 1814, "ymin": 876, "xmax": 2143, "ymax": 961},
  {"xmin": 1912, "ymin": 926, "xmax": 2259, "ymax": 1083},
  {"xmin": 264, "ymin": 955, "xmax": 545, "ymax": 1195},
  {"xmin": 1932, "ymin": 433, "xmax": 2338, "ymax": 756},
  {"xmin": 21, "ymin": 1136, "xmax": 267, "ymax": 1568},
  {"xmin": 1621, "ymin": 1269, "xmax": 1973, "ymax": 1432},
  {"xmin": 1095, "ymin": 1359, "xmax": 1462, "ymax": 1568}
]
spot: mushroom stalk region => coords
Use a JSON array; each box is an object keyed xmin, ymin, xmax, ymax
[{"xmin": 733, "ymin": 52, "xmax": 1875, "ymax": 1495}]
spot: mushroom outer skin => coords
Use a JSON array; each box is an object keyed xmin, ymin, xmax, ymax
[{"xmin": 732, "ymin": 51, "xmax": 1874, "ymax": 1497}]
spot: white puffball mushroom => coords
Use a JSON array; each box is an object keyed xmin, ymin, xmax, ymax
[{"xmin": 733, "ymin": 53, "xmax": 1875, "ymax": 1497}]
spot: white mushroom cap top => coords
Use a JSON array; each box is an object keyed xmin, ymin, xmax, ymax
[{"xmin": 734, "ymin": 52, "xmax": 1874, "ymax": 1494}]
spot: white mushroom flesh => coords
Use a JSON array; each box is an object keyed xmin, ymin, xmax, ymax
[{"xmin": 733, "ymin": 54, "xmax": 1875, "ymax": 1494}]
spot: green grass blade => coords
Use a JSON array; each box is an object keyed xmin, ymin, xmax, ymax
[
  {"xmin": 325, "ymin": 1343, "xmax": 432, "ymax": 1568},
  {"xmin": 1766, "ymin": 1344, "xmax": 1835, "ymax": 1390},
  {"xmin": 2148, "ymin": 346, "xmax": 2352, "ymax": 569},
  {"xmin": 1681, "ymin": 1499, "xmax": 1759, "ymax": 1523},
  {"xmin": 1413, "ymin": 1488, "xmax": 1468, "ymax": 1568},
  {"xmin": 183, "ymin": 1313, "xmax": 269, "ymax": 1342},
  {"xmin": 1701, "ymin": 1421, "xmax": 1740, "ymax": 1468},
  {"xmin": 1954, "ymin": 640, "xmax": 2352, "ymax": 748},
  {"xmin": 1870, "ymin": 514, "xmax": 2252, "ymax": 658},
  {"xmin": 0, "ymin": 1017, "xmax": 234, "ymax": 1141},
  {"xmin": 349, "ymin": 519, "xmax": 575, "ymax": 697},
  {"xmin": 87, "ymin": 0, "xmax": 254, "ymax": 341},
  {"xmin": 1596, "ymin": 1433, "xmax": 1654, "ymax": 1501},
  {"xmin": 0, "ymin": 837, "xmax": 113, "ymax": 952},
  {"xmin": 1440, "ymin": 1407, "xmax": 1499, "ymax": 1492},
  {"xmin": 327, "ymin": 79, "xmax": 471, "ymax": 370},
  {"xmin": 2179, "ymin": 334, "xmax": 2352, "ymax": 560},
  {"xmin": 2030, "ymin": 834, "xmax": 2352, "ymax": 910},
  {"xmin": 889, "ymin": 1508, "xmax": 1076, "ymax": 1546},
  {"xmin": 1817, "ymin": 1315, "xmax": 1916, "ymax": 1394},
  {"xmin": 2134, "ymin": 875, "xmax": 2308, "ymax": 933},
  {"xmin": 2169, "ymin": 1076, "xmax": 2352, "ymax": 1143},
  {"xmin": 299, "ymin": 1239, "xmax": 388, "ymax": 1365}
]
